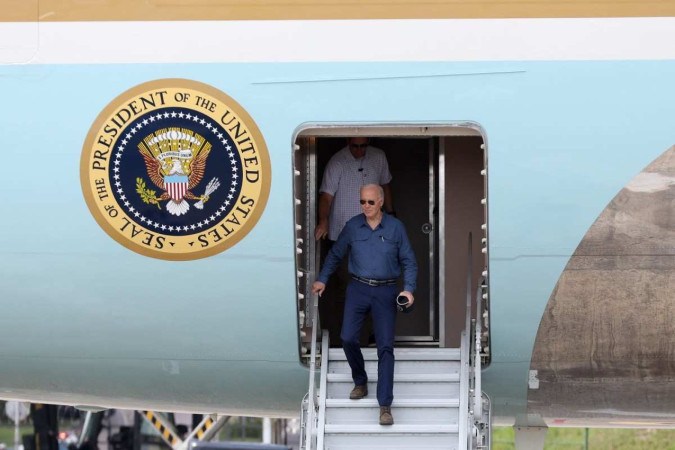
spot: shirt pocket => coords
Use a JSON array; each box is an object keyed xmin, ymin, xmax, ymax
[
  {"xmin": 381, "ymin": 232, "xmax": 399, "ymax": 257},
  {"xmin": 349, "ymin": 232, "xmax": 371, "ymax": 264}
]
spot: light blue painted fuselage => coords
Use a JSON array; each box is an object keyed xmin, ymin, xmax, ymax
[{"xmin": 0, "ymin": 60, "xmax": 673, "ymax": 419}]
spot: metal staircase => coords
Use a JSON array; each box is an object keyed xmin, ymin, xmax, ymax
[
  {"xmin": 321, "ymin": 345, "xmax": 462, "ymax": 449},
  {"xmin": 301, "ymin": 314, "xmax": 490, "ymax": 449},
  {"xmin": 300, "ymin": 234, "xmax": 491, "ymax": 449},
  {"xmin": 301, "ymin": 328, "xmax": 489, "ymax": 449}
]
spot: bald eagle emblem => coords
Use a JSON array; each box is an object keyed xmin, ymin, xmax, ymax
[{"xmin": 136, "ymin": 128, "xmax": 220, "ymax": 216}]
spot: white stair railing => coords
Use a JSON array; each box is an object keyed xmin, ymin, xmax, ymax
[
  {"xmin": 458, "ymin": 329, "xmax": 470, "ymax": 449},
  {"xmin": 316, "ymin": 330, "xmax": 329, "ymax": 449},
  {"xmin": 464, "ymin": 232, "xmax": 491, "ymax": 449},
  {"xmin": 459, "ymin": 232, "xmax": 474, "ymax": 449},
  {"xmin": 473, "ymin": 284, "xmax": 483, "ymax": 418},
  {"xmin": 469, "ymin": 282, "xmax": 491, "ymax": 449},
  {"xmin": 300, "ymin": 292, "xmax": 321, "ymax": 450}
]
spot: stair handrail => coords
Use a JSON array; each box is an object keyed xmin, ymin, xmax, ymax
[
  {"xmin": 299, "ymin": 392, "xmax": 309, "ymax": 448},
  {"xmin": 302, "ymin": 291, "xmax": 321, "ymax": 450},
  {"xmin": 464, "ymin": 231, "xmax": 491, "ymax": 449},
  {"xmin": 316, "ymin": 329, "xmax": 329, "ymax": 449},
  {"xmin": 473, "ymin": 280, "xmax": 483, "ymax": 422},
  {"xmin": 464, "ymin": 232, "xmax": 473, "ymax": 358},
  {"xmin": 459, "ymin": 329, "xmax": 470, "ymax": 448},
  {"xmin": 459, "ymin": 232, "xmax": 474, "ymax": 449},
  {"xmin": 467, "ymin": 245, "xmax": 491, "ymax": 448}
]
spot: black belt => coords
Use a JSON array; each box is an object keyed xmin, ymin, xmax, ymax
[{"xmin": 352, "ymin": 275, "xmax": 397, "ymax": 287}]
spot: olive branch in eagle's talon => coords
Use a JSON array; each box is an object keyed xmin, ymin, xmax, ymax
[{"xmin": 136, "ymin": 178, "xmax": 162, "ymax": 209}]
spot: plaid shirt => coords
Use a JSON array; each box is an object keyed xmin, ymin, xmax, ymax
[{"xmin": 319, "ymin": 146, "xmax": 392, "ymax": 240}]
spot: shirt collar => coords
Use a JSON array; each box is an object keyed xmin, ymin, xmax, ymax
[
  {"xmin": 345, "ymin": 146, "xmax": 368, "ymax": 161},
  {"xmin": 380, "ymin": 212, "xmax": 392, "ymax": 227},
  {"xmin": 357, "ymin": 212, "xmax": 389, "ymax": 229}
]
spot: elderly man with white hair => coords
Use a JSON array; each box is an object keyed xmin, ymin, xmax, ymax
[{"xmin": 312, "ymin": 184, "xmax": 417, "ymax": 426}]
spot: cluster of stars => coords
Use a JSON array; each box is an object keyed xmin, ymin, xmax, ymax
[{"xmin": 111, "ymin": 110, "xmax": 241, "ymax": 235}]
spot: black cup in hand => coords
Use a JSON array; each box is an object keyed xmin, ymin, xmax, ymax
[{"xmin": 396, "ymin": 295, "xmax": 414, "ymax": 314}]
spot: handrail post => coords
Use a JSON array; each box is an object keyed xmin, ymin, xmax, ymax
[
  {"xmin": 465, "ymin": 233, "xmax": 473, "ymax": 348},
  {"xmin": 316, "ymin": 329, "xmax": 329, "ymax": 449},
  {"xmin": 460, "ymin": 232, "xmax": 473, "ymax": 449},
  {"xmin": 303, "ymin": 293, "xmax": 320, "ymax": 450},
  {"xmin": 458, "ymin": 330, "xmax": 469, "ymax": 449},
  {"xmin": 464, "ymin": 231, "xmax": 492, "ymax": 448},
  {"xmin": 473, "ymin": 283, "xmax": 483, "ymax": 425}
]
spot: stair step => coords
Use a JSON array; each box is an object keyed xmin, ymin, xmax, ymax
[
  {"xmin": 326, "ymin": 398, "xmax": 460, "ymax": 408},
  {"xmin": 323, "ymin": 434, "xmax": 459, "ymax": 450},
  {"xmin": 319, "ymin": 347, "xmax": 464, "ymax": 448},
  {"xmin": 327, "ymin": 373, "xmax": 459, "ymax": 382},
  {"xmin": 326, "ymin": 404, "xmax": 459, "ymax": 425},
  {"xmin": 324, "ymin": 445, "xmax": 456, "ymax": 450},
  {"xmin": 329, "ymin": 360, "xmax": 460, "ymax": 375},
  {"xmin": 328, "ymin": 348, "xmax": 460, "ymax": 361},
  {"xmin": 326, "ymin": 380, "xmax": 459, "ymax": 399},
  {"xmin": 325, "ymin": 423, "xmax": 458, "ymax": 434}
]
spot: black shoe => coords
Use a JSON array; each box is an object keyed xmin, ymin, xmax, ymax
[
  {"xmin": 349, "ymin": 384, "xmax": 368, "ymax": 400},
  {"xmin": 379, "ymin": 406, "xmax": 394, "ymax": 425}
]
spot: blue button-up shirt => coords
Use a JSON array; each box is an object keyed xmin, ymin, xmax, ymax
[{"xmin": 317, "ymin": 213, "xmax": 417, "ymax": 293}]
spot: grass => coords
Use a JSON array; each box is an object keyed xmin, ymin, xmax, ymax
[
  {"xmin": 493, "ymin": 427, "xmax": 675, "ymax": 450},
  {"xmin": 3, "ymin": 424, "xmax": 675, "ymax": 449},
  {"xmin": 0, "ymin": 426, "xmax": 32, "ymax": 449}
]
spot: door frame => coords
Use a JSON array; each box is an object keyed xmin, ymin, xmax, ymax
[{"xmin": 294, "ymin": 122, "xmax": 486, "ymax": 348}]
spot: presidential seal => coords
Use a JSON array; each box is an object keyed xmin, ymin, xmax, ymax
[{"xmin": 81, "ymin": 79, "xmax": 271, "ymax": 260}]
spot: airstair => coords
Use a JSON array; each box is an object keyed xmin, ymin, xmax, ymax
[
  {"xmin": 321, "ymin": 344, "xmax": 462, "ymax": 449},
  {"xmin": 300, "ymin": 255, "xmax": 491, "ymax": 449}
]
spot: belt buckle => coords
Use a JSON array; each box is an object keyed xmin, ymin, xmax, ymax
[{"xmin": 367, "ymin": 278, "xmax": 377, "ymax": 286}]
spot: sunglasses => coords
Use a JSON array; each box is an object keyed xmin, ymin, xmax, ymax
[
  {"xmin": 350, "ymin": 143, "xmax": 368, "ymax": 149},
  {"xmin": 360, "ymin": 199, "xmax": 377, "ymax": 205}
]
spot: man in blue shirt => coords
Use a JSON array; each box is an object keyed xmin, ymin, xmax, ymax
[{"xmin": 312, "ymin": 184, "xmax": 417, "ymax": 426}]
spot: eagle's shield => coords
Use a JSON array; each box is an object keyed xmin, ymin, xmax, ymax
[{"xmin": 165, "ymin": 174, "xmax": 189, "ymax": 202}]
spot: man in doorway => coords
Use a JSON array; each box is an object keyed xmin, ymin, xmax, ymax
[
  {"xmin": 312, "ymin": 184, "xmax": 417, "ymax": 426},
  {"xmin": 314, "ymin": 137, "xmax": 394, "ymax": 242},
  {"xmin": 314, "ymin": 137, "xmax": 395, "ymax": 344}
]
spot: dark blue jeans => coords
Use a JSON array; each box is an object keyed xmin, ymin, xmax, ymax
[{"xmin": 341, "ymin": 280, "xmax": 398, "ymax": 406}]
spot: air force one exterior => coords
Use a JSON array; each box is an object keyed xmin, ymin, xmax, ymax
[{"xmin": 0, "ymin": 0, "xmax": 674, "ymax": 434}]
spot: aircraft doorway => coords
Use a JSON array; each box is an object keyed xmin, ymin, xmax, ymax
[{"xmin": 294, "ymin": 125, "xmax": 488, "ymax": 352}]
